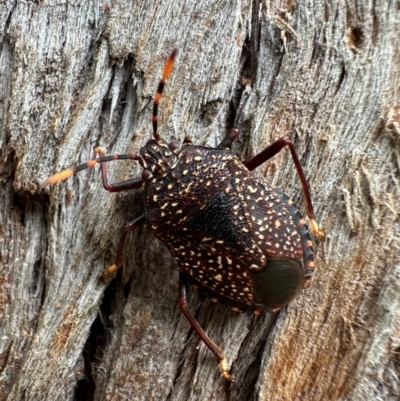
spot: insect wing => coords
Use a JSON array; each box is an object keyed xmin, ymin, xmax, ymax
[{"xmin": 232, "ymin": 169, "xmax": 304, "ymax": 263}]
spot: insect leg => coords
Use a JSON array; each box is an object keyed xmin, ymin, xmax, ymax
[
  {"xmin": 244, "ymin": 137, "xmax": 325, "ymax": 237},
  {"xmin": 94, "ymin": 148, "xmax": 144, "ymax": 192},
  {"xmin": 216, "ymin": 128, "xmax": 240, "ymax": 150},
  {"xmin": 182, "ymin": 136, "xmax": 193, "ymax": 146},
  {"xmin": 99, "ymin": 177, "xmax": 143, "ymax": 192},
  {"xmin": 178, "ymin": 273, "xmax": 233, "ymax": 381},
  {"xmin": 100, "ymin": 215, "xmax": 146, "ymax": 280}
]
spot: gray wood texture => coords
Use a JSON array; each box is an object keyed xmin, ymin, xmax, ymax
[{"xmin": 0, "ymin": 1, "xmax": 399, "ymax": 400}]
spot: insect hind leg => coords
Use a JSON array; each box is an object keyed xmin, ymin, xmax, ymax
[{"xmin": 178, "ymin": 273, "xmax": 233, "ymax": 381}]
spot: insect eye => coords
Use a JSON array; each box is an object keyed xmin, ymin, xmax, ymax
[
  {"xmin": 142, "ymin": 169, "xmax": 153, "ymax": 181},
  {"xmin": 168, "ymin": 141, "xmax": 180, "ymax": 153}
]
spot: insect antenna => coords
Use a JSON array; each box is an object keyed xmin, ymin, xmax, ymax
[
  {"xmin": 152, "ymin": 49, "xmax": 177, "ymax": 142},
  {"xmin": 40, "ymin": 153, "xmax": 143, "ymax": 187}
]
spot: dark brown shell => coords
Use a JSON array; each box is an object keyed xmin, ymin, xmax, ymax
[{"xmin": 144, "ymin": 144, "xmax": 314, "ymax": 312}]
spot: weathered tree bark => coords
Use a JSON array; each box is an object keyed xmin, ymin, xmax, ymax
[{"xmin": 0, "ymin": 0, "xmax": 399, "ymax": 400}]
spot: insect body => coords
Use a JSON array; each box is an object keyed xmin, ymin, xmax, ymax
[
  {"xmin": 41, "ymin": 50, "xmax": 324, "ymax": 380},
  {"xmin": 144, "ymin": 141, "xmax": 311, "ymax": 311}
]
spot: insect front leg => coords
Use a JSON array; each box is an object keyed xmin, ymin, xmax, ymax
[
  {"xmin": 244, "ymin": 137, "xmax": 325, "ymax": 238},
  {"xmin": 216, "ymin": 128, "xmax": 240, "ymax": 150},
  {"xmin": 101, "ymin": 215, "xmax": 146, "ymax": 280},
  {"xmin": 178, "ymin": 273, "xmax": 233, "ymax": 381},
  {"xmin": 94, "ymin": 148, "xmax": 144, "ymax": 192}
]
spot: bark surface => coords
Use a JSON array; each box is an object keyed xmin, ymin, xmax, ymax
[{"xmin": 0, "ymin": 1, "xmax": 399, "ymax": 400}]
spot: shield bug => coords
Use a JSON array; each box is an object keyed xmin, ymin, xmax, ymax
[{"xmin": 41, "ymin": 49, "xmax": 325, "ymax": 380}]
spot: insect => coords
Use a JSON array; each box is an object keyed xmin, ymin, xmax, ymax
[{"xmin": 41, "ymin": 49, "xmax": 325, "ymax": 381}]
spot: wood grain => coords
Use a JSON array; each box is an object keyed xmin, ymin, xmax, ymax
[{"xmin": 0, "ymin": 1, "xmax": 399, "ymax": 400}]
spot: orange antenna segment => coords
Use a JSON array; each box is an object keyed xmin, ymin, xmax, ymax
[
  {"xmin": 40, "ymin": 169, "xmax": 75, "ymax": 187},
  {"xmin": 40, "ymin": 160, "xmax": 99, "ymax": 187},
  {"xmin": 153, "ymin": 49, "xmax": 177, "ymax": 142}
]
